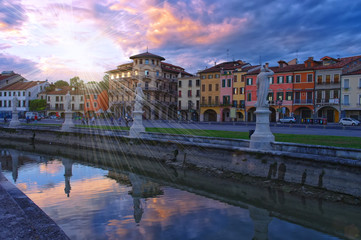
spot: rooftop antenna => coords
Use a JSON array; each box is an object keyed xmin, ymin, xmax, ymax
[
  {"xmin": 146, "ymin": 46, "xmax": 148, "ymax": 53},
  {"xmin": 259, "ymin": 55, "xmax": 262, "ymax": 66},
  {"xmin": 227, "ymin": 49, "xmax": 229, "ymax": 61},
  {"xmin": 296, "ymin": 49, "xmax": 299, "ymax": 63}
]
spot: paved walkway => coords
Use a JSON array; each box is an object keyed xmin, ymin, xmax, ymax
[{"xmin": 0, "ymin": 170, "xmax": 69, "ymax": 239}]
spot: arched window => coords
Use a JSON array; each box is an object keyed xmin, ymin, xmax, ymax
[{"xmin": 145, "ymin": 70, "xmax": 150, "ymax": 76}]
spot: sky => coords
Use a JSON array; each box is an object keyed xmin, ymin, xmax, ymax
[{"xmin": 0, "ymin": 0, "xmax": 361, "ymax": 83}]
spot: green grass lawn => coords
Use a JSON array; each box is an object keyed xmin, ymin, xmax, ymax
[{"xmin": 12, "ymin": 123, "xmax": 361, "ymax": 149}]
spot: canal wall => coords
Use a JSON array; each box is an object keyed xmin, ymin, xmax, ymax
[{"xmin": 1, "ymin": 126, "xmax": 361, "ymax": 198}]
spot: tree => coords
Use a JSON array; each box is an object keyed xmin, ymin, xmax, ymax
[
  {"xmin": 99, "ymin": 74, "xmax": 109, "ymax": 90},
  {"xmin": 54, "ymin": 80, "xmax": 69, "ymax": 88},
  {"xmin": 29, "ymin": 99, "xmax": 47, "ymax": 112},
  {"xmin": 70, "ymin": 76, "xmax": 84, "ymax": 89}
]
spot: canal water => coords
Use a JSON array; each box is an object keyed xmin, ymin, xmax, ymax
[{"xmin": 1, "ymin": 146, "xmax": 360, "ymax": 240}]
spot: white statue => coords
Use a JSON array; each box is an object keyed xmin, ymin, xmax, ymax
[
  {"xmin": 12, "ymin": 96, "xmax": 18, "ymax": 112},
  {"xmin": 134, "ymin": 83, "xmax": 145, "ymax": 111},
  {"xmin": 65, "ymin": 91, "xmax": 71, "ymax": 112},
  {"xmin": 256, "ymin": 66, "xmax": 274, "ymax": 108}
]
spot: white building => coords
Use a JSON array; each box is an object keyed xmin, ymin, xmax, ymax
[
  {"xmin": 177, "ymin": 74, "xmax": 200, "ymax": 121},
  {"xmin": 0, "ymin": 81, "xmax": 49, "ymax": 118},
  {"xmin": 341, "ymin": 70, "xmax": 361, "ymax": 120},
  {"xmin": 0, "ymin": 71, "xmax": 27, "ymax": 89}
]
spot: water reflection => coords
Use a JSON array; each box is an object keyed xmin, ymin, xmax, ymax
[{"xmin": 1, "ymin": 147, "xmax": 360, "ymax": 240}]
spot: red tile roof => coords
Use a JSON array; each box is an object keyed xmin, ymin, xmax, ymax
[
  {"xmin": 343, "ymin": 69, "xmax": 361, "ymax": 76},
  {"xmin": 0, "ymin": 81, "xmax": 47, "ymax": 90},
  {"xmin": 129, "ymin": 52, "xmax": 165, "ymax": 60},
  {"xmin": 315, "ymin": 55, "xmax": 361, "ymax": 70},
  {"xmin": 199, "ymin": 61, "xmax": 249, "ymax": 73},
  {"xmin": 161, "ymin": 62, "xmax": 193, "ymax": 76},
  {"xmin": 41, "ymin": 86, "xmax": 84, "ymax": 95},
  {"xmin": 0, "ymin": 73, "xmax": 16, "ymax": 81}
]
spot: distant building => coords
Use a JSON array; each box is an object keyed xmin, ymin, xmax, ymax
[
  {"xmin": 341, "ymin": 70, "xmax": 361, "ymax": 120},
  {"xmin": 39, "ymin": 86, "xmax": 84, "ymax": 118},
  {"xmin": 83, "ymin": 83, "xmax": 109, "ymax": 117},
  {"xmin": 106, "ymin": 52, "xmax": 192, "ymax": 120},
  {"xmin": 177, "ymin": 74, "xmax": 200, "ymax": 121},
  {"xmin": 0, "ymin": 71, "xmax": 27, "ymax": 89},
  {"xmin": 0, "ymin": 81, "xmax": 49, "ymax": 119}
]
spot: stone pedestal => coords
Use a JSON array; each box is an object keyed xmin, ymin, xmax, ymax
[
  {"xmin": 250, "ymin": 107, "xmax": 275, "ymax": 150},
  {"xmin": 61, "ymin": 111, "xmax": 74, "ymax": 132},
  {"xmin": 9, "ymin": 111, "xmax": 21, "ymax": 128},
  {"xmin": 129, "ymin": 111, "xmax": 145, "ymax": 138}
]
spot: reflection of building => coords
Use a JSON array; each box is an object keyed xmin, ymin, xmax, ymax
[
  {"xmin": 340, "ymin": 70, "xmax": 361, "ymax": 120},
  {"xmin": 39, "ymin": 86, "xmax": 84, "ymax": 118},
  {"xmin": 249, "ymin": 206, "xmax": 272, "ymax": 240},
  {"xmin": 107, "ymin": 52, "xmax": 192, "ymax": 120},
  {"xmin": 62, "ymin": 158, "xmax": 73, "ymax": 197},
  {"xmin": 177, "ymin": 74, "xmax": 200, "ymax": 121}
]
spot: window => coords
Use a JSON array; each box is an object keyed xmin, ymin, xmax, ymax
[
  {"xmin": 201, "ymin": 75, "xmax": 206, "ymax": 79},
  {"xmin": 359, "ymin": 95, "xmax": 361, "ymax": 105},
  {"xmin": 9, "ymin": 92, "xmax": 11, "ymax": 96},
  {"xmin": 277, "ymin": 92, "xmax": 284, "ymax": 100},
  {"xmin": 234, "ymin": 75, "xmax": 237, "ymax": 82},
  {"xmin": 277, "ymin": 76, "xmax": 284, "ymax": 84},
  {"xmin": 0, "ymin": 92, "xmax": 1, "ymax": 96},
  {"xmin": 145, "ymin": 82, "xmax": 149, "ymax": 89},
  {"xmin": 4, "ymin": 92, "xmax": 6, "ymax": 96},
  {"xmin": 286, "ymin": 76, "xmax": 293, "ymax": 83},
  {"xmin": 156, "ymin": 71, "xmax": 159, "ymax": 76},
  {"xmin": 233, "ymin": 88, "xmax": 238, "ymax": 94},
  {"xmin": 286, "ymin": 92, "xmax": 292, "ymax": 100},
  {"xmin": 139, "ymin": 59, "xmax": 143, "ymax": 64},
  {"xmin": 215, "ymin": 96, "xmax": 219, "ymax": 104},
  {"xmin": 135, "ymin": 71, "xmax": 138, "ymax": 76},
  {"xmin": 334, "ymin": 74, "xmax": 340, "ymax": 83},
  {"xmin": 94, "ymin": 95, "xmax": 98, "ymax": 100},
  {"xmin": 343, "ymin": 95, "xmax": 349, "ymax": 105},
  {"xmin": 222, "ymin": 79, "xmax": 226, "ymax": 87},
  {"xmin": 215, "ymin": 84, "xmax": 219, "ymax": 91},
  {"xmin": 227, "ymin": 79, "xmax": 231, "ymax": 87},
  {"xmin": 344, "ymin": 79, "xmax": 349, "ymax": 89},
  {"xmin": 196, "ymin": 100, "xmax": 200, "ymax": 109},
  {"xmin": 48, "ymin": 96, "xmax": 50, "ymax": 101},
  {"xmin": 56, "ymin": 96, "xmax": 59, "ymax": 102},
  {"xmin": 179, "ymin": 81, "xmax": 182, "ymax": 87},
  {"xmin": 0, "ymin": 101, "xmax": 2, "ymax": 107},
  {"xmin": 29, "ymin": 92, "xmax": 31, "ymax": 97},
  {"xmin": 240, "ymin": 87, "xmax": 244, "ymax": 94},
  {"xmin": 307, "ymin": 74, "xmax": 313, "ymax": 82},
  {"xmin": 145, "ymin": 59, "xmax": 149, "ymax": 64},
  {"xmin": 196, "ymin": 79, "xmax": 200, "ymax": 86},
  {"xmin": 22, "ymin": 100, "xmax": 25, "ymax": 107},
  {"xmin": 72, "ymin": 96, "xmax": 75, "ymax": 101},
  {"xmin": 86, "ymin": 95, "xmax": 90, "ymax": 99},
  {"xmin": 208, "ymin": 75, "xmax": 213, "ymax": 79},
  {"xmin": 145, "ymin": 70, "xmax": 150, "ymax": 76},
  {"xmin": 152, "ymin": 59, "xmax": 155, "ymax": 65},
  {"xmin": 267, "ymin": 92, "xmax": 273, "ymax": 101},
  {"xmin": 247, "ymin": 93, "xmax": 252, "ymax": 101},
  {"xmin": 94, "ymin": 102, "xmax": 97, "ymax": 108},
  {"xmin": 359, "ymin": 78, "xmax": 361, "ymax": 88},
  {"xmin": 61, "ymin": 96, "xmax": 63, "ymax": 101},
  {"xmin": 3, "ymin": 101, "xmax": 6, "ymax": 107},
  {"xmin": 178, "ymin": 91, "xmax": 182, "ymax": 97},
  {"xmin": 294, "ymin": 75, "xmax": 301, "ymax": 83},
  {"xmin": 188, "ymin": 90, "xmax": 192, "ymax": 97},
  {"xmin": 86, "ymin": 102, "xmax": 89, "ymax": 107},
  {"xmin": 208, "ymin": 96, "xmax": 212, "ymax": 104},
  {"xmin": 17, "ymin": 92, "xmax": 20, "ymax": 96},
  {"xmin": 215, "ymin": 74, "xmax": 220, "ymax": 78},
  {"xmin": 307, "ymin": 92, "xmax": 313, "ymax": 103},
  {"xmin": 23, "ymin": 92, "xmax": 25, "ymax": 96},
  {"xmin": 246, "ymin": 78, "xmax": 253, "ymax": 85},
  {"xmin": 196, "ymin": 90, "xmax": 200, "ymax": 97},
  {"xmin": 202, "ymin": 96, "xmax": 205, "ymax": 104},
  {"xmin": 188, "ymin": 80, "xmax": 192, "ymax": 87},
  {"xmin": 202, "ymin": 84, "xmax": 205, "ymax": 92},
  {"xmin": 81, "ymin": 96, "xmax": 83, "ymax": 101},
  {"xmin": 8, "ymin": 101, "xmax": 11, "ymax": 107},
  {"xmin": 269, "ymin": 77, "xmax": 274, "ymax": 84},
  {"xmin": 208, "ymin": 84, "xmax": 212, "ymax": 91},
  {"xmin": 326, "ymin": 75, "xmax": 331, "ymax": 83},
  {"xmin": 317, "ymin": 75, "xmax": 322, "ymax": 84},
  {"xmin": 223, "ymin": 96, "xmax": 230, "ymax": 104}
]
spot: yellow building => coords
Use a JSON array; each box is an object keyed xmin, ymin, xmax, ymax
[{"xmin": 232, "ymin": 67, "xmax": 254, "ymax": 121}]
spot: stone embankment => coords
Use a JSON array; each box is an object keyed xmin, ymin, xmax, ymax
[{"xmin": 1, "ymin": 126, "xmax": 361, "ymax": 199}]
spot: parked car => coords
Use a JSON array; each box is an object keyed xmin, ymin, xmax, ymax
[
  {"xmin": 279, "ymin": 117, "xmax": 296, "ymax": 123},
  {"xmin": 339, "ymin": 118, "xmax": 360, "ymax": 126}
]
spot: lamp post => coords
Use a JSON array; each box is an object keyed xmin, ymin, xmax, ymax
[{"xmin": 277, "ymin": 99, "xmax": 283, "ymax": 121}]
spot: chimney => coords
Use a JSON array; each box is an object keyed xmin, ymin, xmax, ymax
[{"xmin": 278, "ymin": 60, "xmax": 288, "ymax": 68}]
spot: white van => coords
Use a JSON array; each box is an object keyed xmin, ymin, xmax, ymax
[{"xmin": 25, "ymin": 112, "xmax": 40, "ymax": 120}]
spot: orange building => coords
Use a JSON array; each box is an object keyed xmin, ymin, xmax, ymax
[{"xmin": 84, "ymin": 86, "xmax": 109, "ymax": 117}]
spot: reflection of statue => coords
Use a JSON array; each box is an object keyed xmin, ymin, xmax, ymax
[
  {"xmin": 65, "ymin": 91, "xmax": 71, "ymax": 112},
  {"xmin": 134, "ymin": 83, "xmax": 145, "ymax": 111},
  {"xmin": 12, "ymin": 96, "xmax": 18, "ymax": 111},
  {"xmin": 133, "ymin": 198, "xmax": 144, "ymax": 224},
  {"xmin": 256, "ymin": 66, "xmax": 274, "ymax": 108}
]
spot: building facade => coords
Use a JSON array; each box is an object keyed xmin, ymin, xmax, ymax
[
  {"xmin": 341, "ymin": 70, "xmax": 361, "ymax": 120},
  {"xmin": 0, "ymin": 81, "xmax": 49, "ymax": 119},
  {"xmin": 107, "ymin": 52, "xmax": 191, "ymax": 120},
  {"xmin": 84, "ymin": 85, "xmax": 109, "ymax": 117},
  {"xmin": 177, "ymin": 75, "xmax": 200, "ymax": 121},
  {"xmin": 39, "ymin": 86, "xmax": 84, "ymax": 118}
]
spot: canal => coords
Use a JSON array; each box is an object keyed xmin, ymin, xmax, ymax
[{"xmin": 1, "ymin": 143, "xmax": 360, "ymax": 240}]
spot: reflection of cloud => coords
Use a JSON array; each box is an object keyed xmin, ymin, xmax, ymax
[{"xmin": 39, "ymin": 162, "xmax": 63, "ymax": 175}]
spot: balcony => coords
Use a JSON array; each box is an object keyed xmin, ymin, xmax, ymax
[
  {"xmin": 315, "ymin": 98, "xmax": 339, "ymax": 105},
  {"xmin": 293, "ymin": 99, "xmax": 313, "ymax": 104},
  {"xmin": 200, "ymin": 101, "xmax": 219, "ymax": 107}
]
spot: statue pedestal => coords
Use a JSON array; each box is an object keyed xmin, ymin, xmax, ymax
[
  {"xmin": 129, "ymin": 110, "xmax": 145, "ymax": 138},
  {"xmin": 9, "ymin": 111, "xmax": 21, "ymax": 128},
  {"xmin": 250, "ymin": 107, "xmax": 274, "ymax": 150},
  {"xmin": 61, "ymin": 111, "xmax": 74, "ymax": 132}
]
